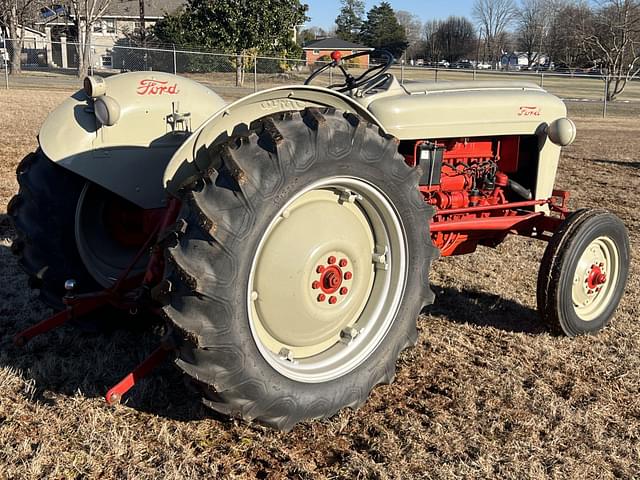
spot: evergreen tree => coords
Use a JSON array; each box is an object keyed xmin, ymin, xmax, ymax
[
  {"xmin": 360, "ymin": 2, "xmax": 408, "ymax": 57},
  {"xmin": 335, "ymin": 0, "xmax": 365, "ymax": 42}
]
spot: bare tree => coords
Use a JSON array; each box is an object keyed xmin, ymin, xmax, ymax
[
  {"xmin": 582, "ymin": 0, "xmax": 640, "ymax": 100},
  {"xmin": 436, "ymin": 16, "xmax": 477, "ymax": 62},
  {"xmin": 0, "ymin": 0, "xmax": 44, "ymax": 74},
  {"xmin": 396, "ymin": 10, "xmax": 422, "ymax": 59},
  {"xmin": 68, "ymin": 0, "xmax": 112, "ymax": 78},
  {"xmin": 473, "ymin": 0, "xmax": 518, "ymax": 64},
  {"xmin": 547, "ymin": 2, "xmax": 593, "ymax": 69},
  {"xmin": 423, "ymin": 20, "xmax": 442, "ymax": 61},
  {"xmin": 516, "ymin": 0, "xmax": 547, "ymax": 65}
]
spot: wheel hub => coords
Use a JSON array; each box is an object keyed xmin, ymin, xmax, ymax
[
  {"xmin": 571, "ymin": 237, "xmax": 619, "ymax": 321},
  {"xmin": 248, "ymin": 177, "xmax": 408, "ymax": 383},
  {"xmin": 313, "ymin": 256, "xmax": 353, "ymax": 304}
]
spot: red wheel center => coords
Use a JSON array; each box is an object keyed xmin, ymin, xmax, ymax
[
  {"xmin": 320, "ymin": 266, "xmax": 343, "ymax": 294},
  {"xmin": 587, "ymin": 265, "xmax": 607, "ymax": 290}
]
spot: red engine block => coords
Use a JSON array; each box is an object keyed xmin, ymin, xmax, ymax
[{"xmin": 405, "ymin": 137, "xmax": 525, "ymax": 256}]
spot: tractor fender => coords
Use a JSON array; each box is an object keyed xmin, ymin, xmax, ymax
[
  {"xmin": 38, "ymin": 71, "xmax": 226, "ymax": 209},
  {"xmin": 163, "ymin": 85, "xmax": 386, "ymax": 196}
]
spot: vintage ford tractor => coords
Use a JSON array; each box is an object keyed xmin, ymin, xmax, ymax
[{"xmin": 8, "ymin": 51, "xmax": 630, "ymax": 430}]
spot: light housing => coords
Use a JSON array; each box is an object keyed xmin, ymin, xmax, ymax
[
  {"xmin": 94, "ymin": 95, "xmax": 121, "ymax": 126},
  {"xmin": 83, "ymin": 75, "xmax": 107, "ymax": 98}
]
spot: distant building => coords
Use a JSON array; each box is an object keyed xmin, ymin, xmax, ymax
[
  {"xmin": 35, "ymin": 0, "xmax": 185, "ymax": 70},
  {"xmin": 500, "ymin": 51, "xmax": 549, "ymax": 70},
  {"xmin": 303, "ymin": 38, "xmax": 373, "ymax": 67}
]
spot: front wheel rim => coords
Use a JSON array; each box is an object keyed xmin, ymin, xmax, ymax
[
  {"xmin": 571, "ymin": 236, "xmax": 619, "ymax": 322},
  {"xmin": 248, "ymin": 177, "xmax": 408, "ymax": 383}
]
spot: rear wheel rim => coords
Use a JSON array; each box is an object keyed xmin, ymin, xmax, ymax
[
  {"xmin": 571, "ymin": 236, "xmax": 619, "ymax": 322},
  {"xmin": 248, "ymin": 177, "xmax": 408, "ymax": 383},
  {"xmin": 75, "ymin": 183, "xmax": 150, "ymax": 287}
]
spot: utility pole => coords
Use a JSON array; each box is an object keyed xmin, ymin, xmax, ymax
[{"xmin": 139, "ymin": 0, "xmax": 147, "ymax": 70}]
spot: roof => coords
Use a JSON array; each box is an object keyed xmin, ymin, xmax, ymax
[
  {"xmin": 103, "ymin": 0, "xmax": 185, "ymax": 18},
  {"xmin": 303, "ymin": 38, "xmax": 372, "ymax": 51}
]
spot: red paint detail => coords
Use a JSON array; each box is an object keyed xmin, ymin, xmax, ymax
[
  {"xmin": 330, "ymin": 51, "xmax": 342, "ymax": 62},
  {"xmin": 344, "ymin": 271, "xmax": 353, "ymax": 280},
  {"xmin": 316, "ymin": 266, "xmax": 324, "ymax": 274},
  {"xmin": 498, "ymin": 136, "xmax": 520, "ymax": 172},
  {"xmin": 319, "ymin": 265, "xmax": 343, "ymax": 294},
  {"xmin": 317, "ymin": 294, "xmax": 326, "ymax": 302},
  {"xmin": 328, "ymin": 296, "xmax": 337, "ymax": 304},
  {"xmin": 312, "ymin": 281, "xmax": 320, "ymax": 290},
  {"xmin": 105, "ymin": 346, "xmax": 170, "ymax": 405},
  {"xmin": 136, "ymin": 78, "xmax": 179, "ymax": 96},
  {"xmin": 518, "ymin": 105, "xmax": 541, "ymax": 117},
  {"xmin": 339, "ymin": 258, "xmax": 348, "ymax": 267},
  {"xmin": 328, "ymin": 256, "xmax": 336, "ymax": 265},
  {"xmin": 430, "ymin": 212, "xmax": 544, "ymax": 233},
  {"xmin": 340, "ymin": 287, "xmax": 348, "ymax": 295},
  {"xmin": 587, "ymin": 265, "xmax": 607, "ymax": 290}
]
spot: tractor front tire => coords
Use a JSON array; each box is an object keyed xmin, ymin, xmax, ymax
[
  {"xmin": 8, "ymin": 150, "xmax": 99, "ymax": 309},
  {"xmin": 163, "ymin": 109, "xmax": 437, "ymax": 430},
  {"xmin": 537, "ymin": 209, "xmax": 630, "ymax": 336}
]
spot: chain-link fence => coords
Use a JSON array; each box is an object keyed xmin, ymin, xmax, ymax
[{"xmin": 2, "ymin": 37, "xmax": 639, "ymax": 117}]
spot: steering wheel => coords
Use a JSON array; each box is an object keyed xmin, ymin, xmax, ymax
[{"xmin": 304, "ymin": 50, "xmax": 394, "ymax": 93}]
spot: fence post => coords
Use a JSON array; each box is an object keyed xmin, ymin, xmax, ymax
[
  {"xmin": 172, "ymin": 44, "xmax": 177, "ymax": 74},
  {"xmin": 3, "ymin": 37, "xmax": 8, "ymax": 89},
  {"xmin": 400, "ymin": 55, "xmax": 405, "ymax": 85},
  {"xmin": 254, "ymin": 56, "xmax": 258, "ymax": 93},
  {"xmin": 540, "ymin": 72, "xmax": 544, "ymax": 88},
  {"xmin": 603, "ymin": 75, "xmax": 609, "ymax": 118},
  {"xmin": 435, "ymin": 67, "xmax": 438, "ymax": 83}
]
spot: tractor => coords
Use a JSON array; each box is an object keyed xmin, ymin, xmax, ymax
[{"xmin": 8, "ymin": 51, "xmax": 630, "ymax": 431}]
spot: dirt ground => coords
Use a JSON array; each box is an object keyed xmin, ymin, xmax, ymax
[{"xmin": 0, "ymin": 88, "xmax": 638, "ymax": 479}]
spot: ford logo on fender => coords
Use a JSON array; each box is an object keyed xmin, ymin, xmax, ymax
[
  {"xmin": 136, "ymin": 79, "xmax": 179, "ymax": 95},
  {"xmin": 518, "ymin": 105, "xmax": 541, "ymax": 117}
]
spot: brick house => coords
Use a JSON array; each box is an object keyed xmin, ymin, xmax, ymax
[{"xmin": 303, "ymin": 38, "xmax": 373, "ymax": 67}]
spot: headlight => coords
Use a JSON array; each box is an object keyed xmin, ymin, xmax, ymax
[
  {"xmin": 547, "ymin": 118, "xmax": 577, "ymax": 147},
  {"xmin": 94, "ymin": 95, "xmax": 121, "ymax": 126}
]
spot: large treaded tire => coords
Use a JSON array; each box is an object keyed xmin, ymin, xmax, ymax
[
  {"xmin": 7, "ymin": 149, "xmax": 99, "ymax": 309},
  {"xmin": 162, "ymin": 108, "xmax": 437, "ymax": 430},
  {"xmin": 537, "ymin": 208, "xmax": 630, "ymax": 336}
]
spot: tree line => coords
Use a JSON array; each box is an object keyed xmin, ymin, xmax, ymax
[
  {"xmin": 2, "ymin": 0, "xmax": 639, "ymax": 99},
  {"xmin": 301, "ymin": 0, "xmax": 640, "ymax": 100}
]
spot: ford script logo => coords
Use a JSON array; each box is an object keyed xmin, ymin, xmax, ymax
[{"xmin": 136, "ymin": 79, "xmax": 180, "ymax": 95}]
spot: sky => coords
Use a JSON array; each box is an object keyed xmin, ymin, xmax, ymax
[{"xmin": 304, "ymin": 0, "xmax": 475, "ymax": 30}]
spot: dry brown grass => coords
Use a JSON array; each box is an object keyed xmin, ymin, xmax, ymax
[{"xmin": 0, "ymin": 88, "xmax": 638, "ymax": 479}]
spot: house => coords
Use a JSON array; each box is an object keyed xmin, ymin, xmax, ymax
[
  {"xmin": 36, "ymin": 0, "xmax": 185, "ymax": 70},
  {"xmin": 500, "ymin": 51, "xmax": 549, "ymax": 71},
  {"xmin": 302, "ymin": 38, "xmax": 373, "ymax": 67}
]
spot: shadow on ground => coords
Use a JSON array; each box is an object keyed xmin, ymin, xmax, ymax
[
  {"xmin": 0, "ymin": 226, "xmax": 544, "ymax": 424},
  {"xmin": 588, "ymin": 158, "xmax": 640, "ymax": 169}
]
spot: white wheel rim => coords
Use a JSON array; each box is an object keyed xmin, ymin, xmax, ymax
[
  {"xmin": 571, "ymin": 236, "xmax": 619, "ymax": 322},
  {"xmin": 247, "ymin": 177, "xmax": 408, "ymax": 383}
]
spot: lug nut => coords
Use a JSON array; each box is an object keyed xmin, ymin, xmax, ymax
[
  {"xmin": 344, "ymin": 271, "xmax": 353, "ymax": 280},
  {"xmin": 317, "ymin": 294, "xmax": 326, "ymax": 302},
  {"xmin": 316, "ymin": 265, "xmax": 324, "ymax": 274},
  {"xmin": 340, "ymin": 287, "xmax": 348, "ymax": 295},
  {"xmin": 312, "ymin": 281, "xmax": 320, "ymax": 290},
  {"xmin": 328, "ymin": 256, "xmax": 336, "ymax": 265},
  {"xmin": 328, "ymin": 296, "xmax": 337, "ymax": 304},
  {"xmin": 339, "ymin": 258, "xmax": 348, "ymax": 267}
]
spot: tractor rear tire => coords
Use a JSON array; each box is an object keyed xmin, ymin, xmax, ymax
[
  {"xmin": 8, "ymin": 150, "xmax": 100, "ymax": 309},
  {"xmin": 162, "ymin": 109, "xmax": 437, "ymax": 430},
  {"xmin": 537, "ymin": 209, "xmax": 630, "ymax": 336}
]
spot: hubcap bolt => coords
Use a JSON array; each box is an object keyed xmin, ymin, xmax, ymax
[
  {"xmin": 312, "ymin": 281, "xmax": 320, "ymax": 290},
  {"xmin": 340, "ymin": 287, "xmax": 348, "ymax": 295},
  {"xmin": 328, "ymin": 256, "xmax": 336, "ymax": 265},
  {"xmin": 317, "ymin": 294, "xmax": 326, "ymax": 302},
  {"xmin": 328, "ymin": 296, "xmax": 337, "ymax": 304},
  {"xmin": 339, "ymin": 258, "xmax": 348, "ymax": 267},
  {"xmin": 344, "ymin": 271, "xmax": 353, "ymax": 280}
]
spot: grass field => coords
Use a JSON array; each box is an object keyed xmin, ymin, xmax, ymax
[{"xmin": 0, "ymin": 88, "xmax": 638, "ymax": 479}]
